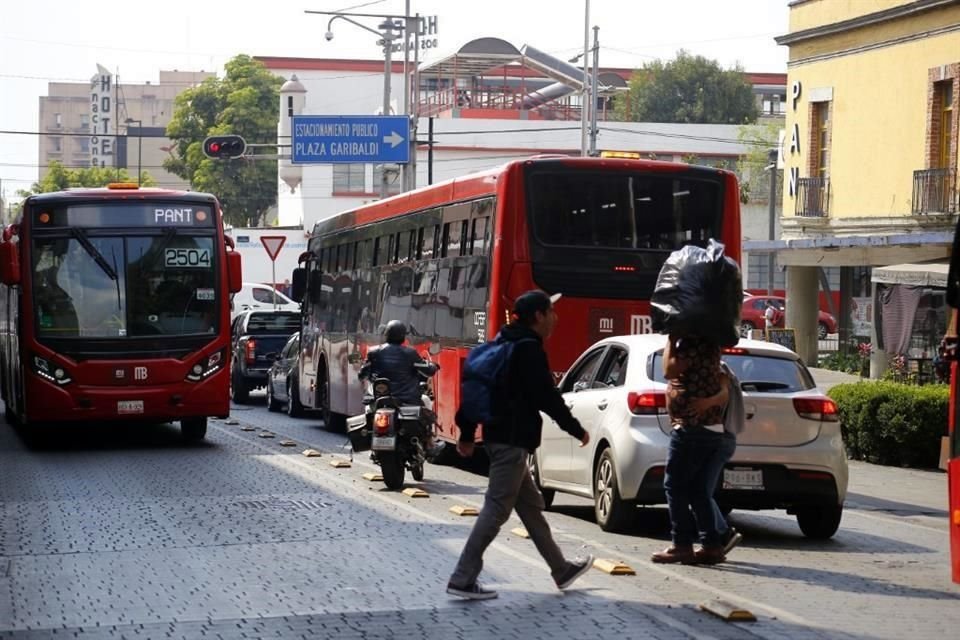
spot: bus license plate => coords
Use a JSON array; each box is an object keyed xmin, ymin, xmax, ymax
[
  {"xmin": 723, "ymin": 468, "xmax": 764, "ymax": 490},
  {"xmin": 117, "ymin": 400, "xmax": 144, "ymax": 415},
  {"xmin": 372, "ymin": 436, "xmax": 396, "ymax": 450}
]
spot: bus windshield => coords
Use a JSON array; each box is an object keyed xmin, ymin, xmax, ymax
[{"xmin": 32, "ymin": 233, "xmax": 219, "ymax": 338}]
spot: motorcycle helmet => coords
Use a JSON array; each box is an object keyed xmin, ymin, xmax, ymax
[{"xmin": 384, "ymin": 320, "xmax": 407, "ymax": 345}]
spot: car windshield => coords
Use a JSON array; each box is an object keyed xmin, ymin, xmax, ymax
[
  {"xmin": 652, "ymin": 352, "xmax": 815, "ymax": 393},
  {"xmin": 32, "ymin": 234, "xmax": 219, "ymax": 338}
]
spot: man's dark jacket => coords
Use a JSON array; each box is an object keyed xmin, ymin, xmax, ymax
[
  {"xmin": 456, "ymin": 323, "xmax": 585, "ymax": 452},
  {"xmin": 361, "ymin": 343, "xmax": 433, "ymax": 404}
]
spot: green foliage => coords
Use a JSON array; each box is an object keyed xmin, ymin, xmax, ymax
[
  {"xmin": 165, "ymin": 54, "xmax": 282, "ymax": 227},
  {"xmin": 736, "ymin": 122, "xmax": 782, "ymax": 204},
  {"xmin": 17, "ymin": 161, "xmax": 155, "ymax": 197},
  {"xmin": 614, "ymin": 50, "xmax": 758, "ymax": 124},
  {"xmin": 820, "ymin": 351, "xmax": 864, "ymax": 375},
  {"xmin": 828, "ymin": 381, "xmax": 948, "ymax": 468}
]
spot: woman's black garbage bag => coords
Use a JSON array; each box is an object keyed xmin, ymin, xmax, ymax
[{"xmin": 650, "ymin": 239, "xmax": 742, "ymax": 347}]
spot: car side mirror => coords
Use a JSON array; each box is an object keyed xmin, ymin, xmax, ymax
[
  {"xmin": 291, "ymin": 267, "xmax": 306, "ymax": 303},
  {"xmin": 0, "ymin": 241, "xmax": 20, "ymax": 286},
  {"xmin": 573, "ymin": 381, "xmax": 590, "ymax": 393},
  {"xmin": 226, "ymin": 251, "xmax": 242, "ymax": 294}
]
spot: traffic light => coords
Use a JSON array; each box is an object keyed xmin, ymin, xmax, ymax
[{"xmin": 203, "ymin": 135, "xmax": 247, "ymax": 159}]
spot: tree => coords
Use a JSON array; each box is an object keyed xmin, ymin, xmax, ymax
[
  {"xmin": 736, "ymin": 122, "xmax": 782, "ymax": 204},
  {"xmin": 17, "ymin": 161, "xmax": 155, "ymax": 197},
  {"xmin": 615, "ymin": 50, "xmax": 758, "ymax": 124},
  {"xmin": 164, "ymin": 55, "xmax": 282, "ymax": 227}
]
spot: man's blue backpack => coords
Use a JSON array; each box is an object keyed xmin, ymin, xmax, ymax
[{"xmin": 459, "ymin": 337, "xmax": 535, "ymax": 425}]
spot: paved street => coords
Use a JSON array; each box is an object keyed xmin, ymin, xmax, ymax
[{"xmin": 1, "ymin": 391, "xmax": 957, "ymax": 640}]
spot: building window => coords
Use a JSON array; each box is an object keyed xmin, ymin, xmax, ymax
[
  {"xmin": 333, "ymin": 164, "xmax": 365, "ymax": 193},
  {"xmin": 78, "ymin": 137, "xmax": 90, "ymax": 153},
  {"xmin": 54, "ymin": 113, "xmax": 62, "ymax": 128},
  {"xmin": 813, "ymin": 102, "xmax": 830, "ymax": 179},
  {"xmin": 80, "ymin": 114, "xmax": 90, "ymax": 131},
  {"xmin": 938, "ymin": 80, "xmax": 954, "ymax": 169},
  {"xmin": 746, "ymin": 254, "xmax": 786, "ymax": 290},
  {"xmin": 49, "ymin": 137, "xmax": 62, "ymax": 153},
  {"xmin": 373, "ymin": 166, "xmax": 403, "ymax": 195}
]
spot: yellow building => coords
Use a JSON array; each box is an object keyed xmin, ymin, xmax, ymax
[{"xmin": 758, "ymin": 0, "xmax": 960, "ymax": 368}]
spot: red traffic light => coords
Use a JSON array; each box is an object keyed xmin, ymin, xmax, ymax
[{"xmin": 203, "ymin": 135, "xmax": 246, "ymax": 159}]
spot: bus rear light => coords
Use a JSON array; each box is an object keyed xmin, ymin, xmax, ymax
[
  {"xmin": 627, "ymin": 391, "xmax": 667, "ymax": 415},
  {"xmin": 793, "ymin": 397, "xmax": 839, "ymax": 422},
  {"xmin": 186, "ymin": 350, "xmax": 226, "ymax": 382},
  {"xmin": 31, "ymin": 354, "xmax": 72, "ymax": 386},
  {"xmin": 613, "ymin": 265, "xmax": 636, "ymax": 272},
  {"xmin": 245, "ymin": 339, "xmax": 256, "ymax": 365}
]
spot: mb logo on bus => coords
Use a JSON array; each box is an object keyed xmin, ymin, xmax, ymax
[{"xmin": 630, "ymin": 315, "xmax": 653, "ymax": 335}]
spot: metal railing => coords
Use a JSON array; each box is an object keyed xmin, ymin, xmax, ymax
[
  {"xmin": 795, "ymin": 176, "xmax": 830, "ymax": 217},
  {"xmin": 911, "ymin": 168, "xmax": 957, "ymax": 214}
]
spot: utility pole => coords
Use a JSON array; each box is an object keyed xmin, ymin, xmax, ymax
[
  {"xmin": 407, "ymin": 12, "xmax": 420, "ymax": 193},
  {"xmin": 580, "ymin": 0, "xmax": 590, "ymax": 156},
  {"xmin": 588, "ymin": 25, "xmax": 600, "ymax": 157},
  {"xmin": 767, "ymin": 148, "xmax": 778, "ymax": 295},
  {"xmin": 380, "ymin": 19, "xmax": 395, "ymax": 199}
]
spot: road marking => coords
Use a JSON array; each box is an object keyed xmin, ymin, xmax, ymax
[
  {"xmin": 403, "ymin": 488, "xmax": 429, "ymax": 498},
  {"xmin": 362, "ymin": 472, "xmax": 384, "ymax": 481},
  {"xmin": 301, "ymin": 449, "xmax": 322, "ymax": 457},
  {"xmin": 211, "ymin": 424, "xmax": 725, "ymax": 640},
  {"xmin": 593, "ymin": 558, "xmax": 636, "ymax": 575},
  {"xmin": 449, "ymin": 505, "xmax": 478, "ymax": 516}
]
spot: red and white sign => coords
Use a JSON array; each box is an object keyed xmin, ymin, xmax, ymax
[{"xmin": 260, "ymin": 235, "xmax": 286, "ymax": 262}]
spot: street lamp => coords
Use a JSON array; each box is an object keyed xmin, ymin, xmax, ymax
[
  {"xmin": 125, "ymin": 118, "xmax": 142, "ymax": 186},
  {"xmin": 316, "ymin": 12, "xmax": 402, "ymax": 199}
]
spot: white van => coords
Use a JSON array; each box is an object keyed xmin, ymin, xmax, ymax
[{"xmin": 231, "ymin": 282, "xmax": 299, "ymax": 319}]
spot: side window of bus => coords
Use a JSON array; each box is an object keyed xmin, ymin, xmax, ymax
[
  {"xmin": 440, "ymin": 223, "xmax": 451, "ymax": 259},
  {"xmin": 373, "ymin": 237, "xmax": 388, "ymax": 267},
  {"xmin": 421, "ymin": 224, "xmax": 439, "ymax": 261},
  {"xmin": 411, "ymin": 261, "xmax": 438, "ymax": 337},
  {"xmin": 470, "ymin": 217, "xmax": 489, "ymax": 256},
  {"xmin": 358, "ymin": 239, "xmax": 372, "ymax": 268}
]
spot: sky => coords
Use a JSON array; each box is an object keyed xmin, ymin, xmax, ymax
[{"xmin": 0, "ymin": 0, "xmax": 790, "ymax": 199}]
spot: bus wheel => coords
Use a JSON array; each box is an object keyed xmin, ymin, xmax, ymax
[
  {"xmin": 181, "ymin": 417, "xmax": 207, "ymax": 442},
  {"xmin": 5, "ymin": 403, "xmax": 19, "ymax": 426}
]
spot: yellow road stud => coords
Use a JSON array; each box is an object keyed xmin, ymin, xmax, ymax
[
  {"xmin": 329, "ymin": 459, "xmax": 352, "ymax": 468},
  {"xmin": 698, "ymin": 599, "xmax": 756, "ymax": 622},
  {"xmin": 402, "ymin": 488, "xmax": 429, "ymax": 498},
  {"xmin": 240, "ymin": 425, "xmax": 255, "ymax": 431},
  {"xmin": 450, "ymin": 505, "xmax": 479, "ymax": 516},
  {"xmin": 510, "ymin": 527, "xmax": 530, "ymax": 538},
  {"xmin": 363, "ymin": 472, "xmax": 384, "ymax": 481},
  {"xmin": 592, "ymin": 558, "xmax": 636, "ymax": 575},
  {"xmin": 258, "ymin": 432, "xmax": 275, "ymax": 438},
  {"xmin": 279, "ymin": 440, "xmax": 297, "ymax": 447},
  {"xmin": 301, "ymin": 449, "xmax": 322, "ymax": 458}
]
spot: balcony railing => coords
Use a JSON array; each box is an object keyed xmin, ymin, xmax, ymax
[
  {"xmin": 795, "ymin": 176, "xmax": 830, "ymax": 217},
  {"xmin": 912, "ymin": 168, "xmax": 957, "ymax": 214}
]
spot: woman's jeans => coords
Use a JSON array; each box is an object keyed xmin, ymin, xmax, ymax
[{"xmin": 663, "ymin": 427, "xmax": 738, "ymax": 546}]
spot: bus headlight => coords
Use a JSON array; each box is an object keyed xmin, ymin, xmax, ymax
[
  {"xmin": 186, "ymin": 350, "xmax": 225, "ymax": 382},
  {"xmin": 32, "ymin": 355, "xmax": 72, "ymax": 385}
]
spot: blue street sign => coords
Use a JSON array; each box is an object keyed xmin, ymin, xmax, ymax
[{"xmin": 291, "ymin": 115, "xmax": 410, "ymax": 164}]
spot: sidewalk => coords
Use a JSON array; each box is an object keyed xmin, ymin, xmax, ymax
[
  {"xmin": 809, "ymin": 366, "xmax": 862, "ymax": 392},
  {"xmin": 846, "ymin": 459, "xmax": 948, "ymax": 514}
]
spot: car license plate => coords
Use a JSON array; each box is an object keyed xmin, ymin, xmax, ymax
[
  {"xmin": 372, "ymin": 436, "xmax": 396, "ymax": 450},
  {"xmin": 117, "ymin": 400, "xmax": 144, "ymax": 415},
  {"xmin": 723, "ymin": 468, "xmax": 764, "ymax": 490}
]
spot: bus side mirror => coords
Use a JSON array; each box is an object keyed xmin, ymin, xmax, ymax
[
  {"xmin": 226, "ymin": 252, "xmax": 242, "ymax": 293},
  {"xmin": 291, "ymin": 268, "xmax": 307, "ymax": 303},
  {"xmin": 0, "ymin": 242, "xmax": 20, "ymax": 286}
]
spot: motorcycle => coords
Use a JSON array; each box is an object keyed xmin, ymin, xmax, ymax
[{"xmin": 347, "ymin": 361, "xmax": 439, "ymax": 490}]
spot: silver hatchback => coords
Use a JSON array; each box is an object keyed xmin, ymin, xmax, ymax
[{"xmin": 533, "ymin": 335, "xmax": 849, "ymax": 537}]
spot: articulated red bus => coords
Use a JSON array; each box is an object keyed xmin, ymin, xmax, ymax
[
  {"xmin": 0, "ymin": 184, "xmax": 242, "ymax": 441},
  {"xmin": 944, "ymin": 219, "xmax": 960, "ymax": 584},
  {"xmin": 290, "ymin": 157, "xmax": 741, "ymax": 442}
]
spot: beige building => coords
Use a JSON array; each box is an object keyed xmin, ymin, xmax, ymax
[{"xmin": 38, "ymin": 68, "xmax": 214, "ymax": 189}]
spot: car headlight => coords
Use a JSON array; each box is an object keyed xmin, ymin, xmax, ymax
[
  {"xmin": 186, "ymin": 349, "xmax": 226, "ymax": 382},
  {"xmin": 32, "ymin": 354, "xmax": 72, "ymax": 385}
]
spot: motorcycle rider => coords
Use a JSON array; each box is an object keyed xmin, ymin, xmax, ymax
[{"xmin": 359, "ymin": 320, "xmax": 441, "ymax": 454}]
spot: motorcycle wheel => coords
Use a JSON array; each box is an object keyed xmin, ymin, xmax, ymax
[
  {"xmin": 411, "ymin": 461, "xmax": 424, "ymax": 481},
  {"xmin": 379, "ymin": 451, "xmax": 405, "ymax": 490}
]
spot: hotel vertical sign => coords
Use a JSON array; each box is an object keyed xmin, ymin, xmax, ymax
[{"xmin": 90, "ymin": 64, "xmax": 114, "ymax": 168}]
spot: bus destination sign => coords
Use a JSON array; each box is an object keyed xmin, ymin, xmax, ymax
[{"xmin": 34, "ymin": 204, "xmax": 215, "ymax": 228}]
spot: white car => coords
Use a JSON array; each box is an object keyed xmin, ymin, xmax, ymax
[
  {"xmin": 231, "ymin": 282, "xmax": 299, "ymax": 319},
  {"xmin": 533, "ymin": 335, "xmax": 849, "ymax": 538}
]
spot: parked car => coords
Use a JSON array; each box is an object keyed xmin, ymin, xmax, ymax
[
  {"xmin": 741, "ymin": 295, "xmax": 837, "ymax": 339},
  {"xmin": 229, "ymin": 310, "xmax": 301, "ymax": 404},
  {"xmin": 231, "ymin": 282, "xmax": 299, "ymax": 319},
  {"xmin": 533, "ymin": 335, "xmax": 848, "ymax": 538},
  {"xmin": 265, "ymin": 332, "xmax": 306, "ymax": 417}
]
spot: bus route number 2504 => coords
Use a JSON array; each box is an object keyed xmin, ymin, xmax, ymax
[{"xmin": 164, "ymin": 248, "xmax": 211, "ymax": 268}]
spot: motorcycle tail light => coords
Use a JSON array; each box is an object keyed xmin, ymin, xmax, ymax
[{"xmin": 374, "ymin": 409, "xmax": 394, "ymax": 435}]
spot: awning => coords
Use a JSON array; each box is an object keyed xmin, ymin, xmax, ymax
[{"xmin": 871, "ymin": 262, "xmax": 949, "ymax": 288}]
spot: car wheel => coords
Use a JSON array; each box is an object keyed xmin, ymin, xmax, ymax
[
  {"xmin": 796, "ymin": 504, "xmax": 843, "ymax": 539},
  {"xmin": 230, "ymin": 369, "xmax": 249, "ymax": 404},
  {"xmin": 266, "ymin": 380, "xmax": 282, "ymax": 412},
  {"xmin": 528, "ymin": 453, "xmax": 555, "ymax": 509},
  {"xmin": 180, "ymin": 417, "xmax": 207, "ymax": 442},
  {"xmin": 594, "ymin": 448, "xmax": 631, "ymax": 532},
  {"xmin": 739, "ymin": 321, "xmax": 755, "ymax": 337},
  {"xmin": 286, "ymin": 375, "xmax": 305, "ymax": 418},
  {"xmin": 818, "ymin": 322, "xmax": 829, "ymax": 340}
]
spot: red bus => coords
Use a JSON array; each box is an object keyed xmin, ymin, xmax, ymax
[
  {"xmin": 0, "ymin": 184, "xmax": 242, "ymax": 441},
  {"xmin": 290, "ymin": 157, "xmax": 741, "ymax": 441},
  {"xmin": 944, "ymin": 219, "xmax": 960, "ymax": 584}
]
